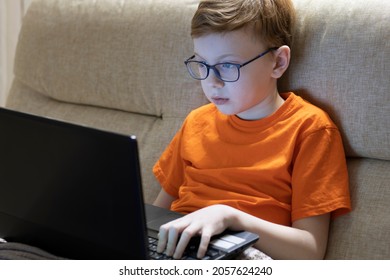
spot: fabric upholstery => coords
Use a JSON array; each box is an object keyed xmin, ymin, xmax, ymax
[
  {"xmin": 327, "ymin": 158, "xmax": 390, "ymax": 259},
  {"xmin": 279, "ymin": 0, "xmax": 390, "ymax": 160},
  {"xmin": 6, "ymin": 0, "xmax": 390, "ymax": 259}
]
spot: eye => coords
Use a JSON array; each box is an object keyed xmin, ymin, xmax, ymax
[{"xmin": 220, "ymin": 63, "xmax": 235, "ymax": 69}]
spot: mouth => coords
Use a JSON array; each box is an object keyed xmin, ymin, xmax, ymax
[{"xmin": 211, "ymin": 97, "xmax": 229, "ymax": 105}]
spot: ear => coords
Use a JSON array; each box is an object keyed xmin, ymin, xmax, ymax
[{"xmin": 271, "ymin": 45, "xmax": 290, "ymax": 79}]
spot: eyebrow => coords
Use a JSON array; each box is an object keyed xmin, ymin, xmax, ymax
[{"xmin": 193, "ymin": 52, "xmax": 242, "ymax": 63}]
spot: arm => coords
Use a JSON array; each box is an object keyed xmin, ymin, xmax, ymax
[
  {"xmin": 157, "ymin": 204, "xmax": 330, "ymax": 260},
  {"xmin": 234, "ymin": 206, "xmax": 330, "ymax": 259},
  {"xmin": 153, "ymin": 189, "xmax": 176, "ymax": 209}
]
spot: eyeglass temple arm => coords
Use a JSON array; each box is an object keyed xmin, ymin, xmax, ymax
[
  {"xmin": 240, "ymin": 47, "xmax": 279, "ymax": 67},
  {"xmin": 185, "ymin": 55, "xmax": 196, "ymax": 63}
]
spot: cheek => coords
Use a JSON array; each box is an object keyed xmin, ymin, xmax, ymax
[
  {"xmin": 200, "ymin": 82, "xmax": 212, "ymax": 99},
  {"xmin": 242, "ymin": 69, "xmax": 273, "ymax": 94},
  {"xmin": 229, "ymin": 78, "xmax": 255, "ymax": 96}
]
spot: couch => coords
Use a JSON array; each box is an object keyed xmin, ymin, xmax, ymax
[{"xmin": 3, "ymin": 0, "xmax": 389, "ymax": 259}]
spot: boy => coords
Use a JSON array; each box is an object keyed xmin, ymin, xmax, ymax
[{"xmin": 153, "ymin": 0, "xmax": 351, "ymax": 259}]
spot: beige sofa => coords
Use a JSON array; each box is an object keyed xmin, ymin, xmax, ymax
[{"xmin": 4, "ymin": 0, "xmax": 389, "ymax": 259}]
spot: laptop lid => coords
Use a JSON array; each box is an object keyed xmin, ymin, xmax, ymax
[
  {"xmin": 0, "ymin": 107, "xmax": 259, "ymax": 260},
  {"xmin": 0, "ymin": 107, "xmax": 148, "ymax": 259}
]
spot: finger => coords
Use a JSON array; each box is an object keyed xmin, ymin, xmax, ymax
[
  {"xmin": 197, "ymin": 231, "xmax": 212, "ymax": 259},
  {"xmin": 173, "ymin": 229, "xmax": 195, "ymax": 259},
  {"xmin": 157, "ymin": 218, "xmax": 191, "ymax": 255},
  {"xmin": 165, "ymin": 226, "xmax": 180, "ymax": 256},
  {"xmin": 156, "ymin": 226, "xmax": 168, "ymax": 253}
]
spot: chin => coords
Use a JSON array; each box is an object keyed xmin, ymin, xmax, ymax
[{"xmin": 215, "ymin": 106, "xmax": 238, "ymax": 116}]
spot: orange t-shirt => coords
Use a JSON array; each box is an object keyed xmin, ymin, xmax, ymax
[{"xmin": 153, "ymin": 92, "xmax": 351, "ymax": 226}]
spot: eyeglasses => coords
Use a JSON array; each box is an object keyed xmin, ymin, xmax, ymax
[{"xmin": 184, "ymin": 47, "xmax": 278, "ymax": 82}]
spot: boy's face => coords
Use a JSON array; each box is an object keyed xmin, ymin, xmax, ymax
[{"xmin": 193, "ymin": 29, "xmax": 278, "ymax": 120}]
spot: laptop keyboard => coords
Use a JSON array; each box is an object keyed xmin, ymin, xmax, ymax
[{"xmin": 148, "ymin": 237, "xmax": 222, "ymax": 260}]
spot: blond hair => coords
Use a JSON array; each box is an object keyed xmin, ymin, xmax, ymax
[{"xmin": 191, "ymin": 0, "xmax": 296, "ymax": 47}]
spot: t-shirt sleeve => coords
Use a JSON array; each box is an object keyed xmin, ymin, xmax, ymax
[
  {"xmin": 153, "ymin": 121, "xmax": 187, "ymax": 198},
  {"xmin": 291, "ymin": 127, "xmax": 351, "ymax": 222}
]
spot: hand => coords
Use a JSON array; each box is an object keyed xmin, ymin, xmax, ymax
[{"xmin": 156, "ymin": 204, "xmax": 236, "ymax": 259}]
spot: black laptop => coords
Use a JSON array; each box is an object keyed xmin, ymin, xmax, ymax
[{"xmin": 0, "ymin": 107, "xmax": 258, "ymax": 260}]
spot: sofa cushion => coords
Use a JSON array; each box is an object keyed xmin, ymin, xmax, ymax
[
  {"xmin": 13, "ymin": 0, "xmax": 207, "ymax": 119},
  {"xmin": 279, "ymin": 0, "xmax": 390, "ymax": 160},
  {"xmin": 326, "ymin": 158, "xmax": 390, "ymax": 259},
  {"xmin": 13, "ymin": 0, "xmax": 390, "ymax": 160}
]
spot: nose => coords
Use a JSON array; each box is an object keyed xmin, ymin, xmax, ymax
[{"xmin": 205, "ymin": 69, "xmax": 225, "ymax": 88}]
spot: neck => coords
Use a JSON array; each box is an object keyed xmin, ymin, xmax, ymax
[{"xmin": 236, "ymin": 90, "xmax": 285, "ymax": 121}]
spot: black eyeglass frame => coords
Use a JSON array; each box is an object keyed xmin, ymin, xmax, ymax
[{"xmin": 184, "ymin": 47, "xmax": 279, "ymax": 82}]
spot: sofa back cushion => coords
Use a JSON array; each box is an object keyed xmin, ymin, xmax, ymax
[
  {"xmin": 14, "ymin": 0, "xmax": 389, "ymax": 161},
  {"xmin": 279, "ymin": 0, "xmax": 390, "ymax": 160},
  {"xmin": 13, "ymin": 0, "xmax": 207, "ymax": 120}
]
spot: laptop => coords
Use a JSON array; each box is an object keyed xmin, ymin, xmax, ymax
[{"xmin": 0, "ymin": 107, "xmax": 259, "ymax": 260}]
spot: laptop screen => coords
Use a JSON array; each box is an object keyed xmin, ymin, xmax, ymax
[{"xmin": 0, "ymin": 108, "xmax": 148, "ymax": 259}]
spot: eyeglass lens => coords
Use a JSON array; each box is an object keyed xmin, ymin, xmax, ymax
[{"xmin": 187, "ymin": 62, "xmax": 239, "ymax": 82}]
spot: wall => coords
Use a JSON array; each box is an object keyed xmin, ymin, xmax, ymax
[{"xmin": 0, "ymin": 0, "xmax": 31, "ymax": 106}]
